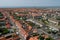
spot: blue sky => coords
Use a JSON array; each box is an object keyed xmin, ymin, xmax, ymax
[{"xmin": 0, "ymin": 0, "xmax": 60, "ymax": 8}]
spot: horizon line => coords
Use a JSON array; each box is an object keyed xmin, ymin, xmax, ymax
[{"xmin": 0, "ymin": 6, "xmax": 60, "ymax": 8}]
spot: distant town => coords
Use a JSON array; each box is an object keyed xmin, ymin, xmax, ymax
[{"xmin": 0, "ymin": 8, "xmax": 60, "ymax": 40}]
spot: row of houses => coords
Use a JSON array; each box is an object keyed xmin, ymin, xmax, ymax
[{"xmin": 0, "ymin": 12, "xmax": 20, "ymax": 40}]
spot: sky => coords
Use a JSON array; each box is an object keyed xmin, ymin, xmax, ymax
[{"xmin": 0, "ymin": 0, "xmax": 60, "ymax": 8}]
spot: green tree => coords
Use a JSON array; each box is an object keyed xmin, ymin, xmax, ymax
[
  {"xmin": 56, "ymin": 16, "xmax": 60, "ymax": 20},
  {"xmin": 0, "ymin": 12, "xmax": 3, "ymax": 16},
  {"xmin": 46, "ymin": 37, "xmax": 54, "ymax": 40},
  {"xmin": 39, "ymin": 35, "xmax": 44, "ymax": 40},
  {"xmin": 3, "ymin": 28, "xmax": 9, "ymax": 34}
]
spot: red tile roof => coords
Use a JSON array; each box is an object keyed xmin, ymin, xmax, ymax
[
  {"xmin": 29, "ymin": 36, "xmax": 38, "ymax": 40},
  {"xmin": 6, "ymin": 23, "xmax": 10, "ymax": 29},
  {"xmin": 10, "ymin": 16, "xmax": 29, "ymax": 38}
]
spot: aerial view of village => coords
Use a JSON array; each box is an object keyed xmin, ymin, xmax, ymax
[
  {"xmin": 0, "ymin": 8, "xmax": 60, "ymax": 40},
  {"xmin": 0, "ymin": 0, "xmax": 60, "ymax": 40}
]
